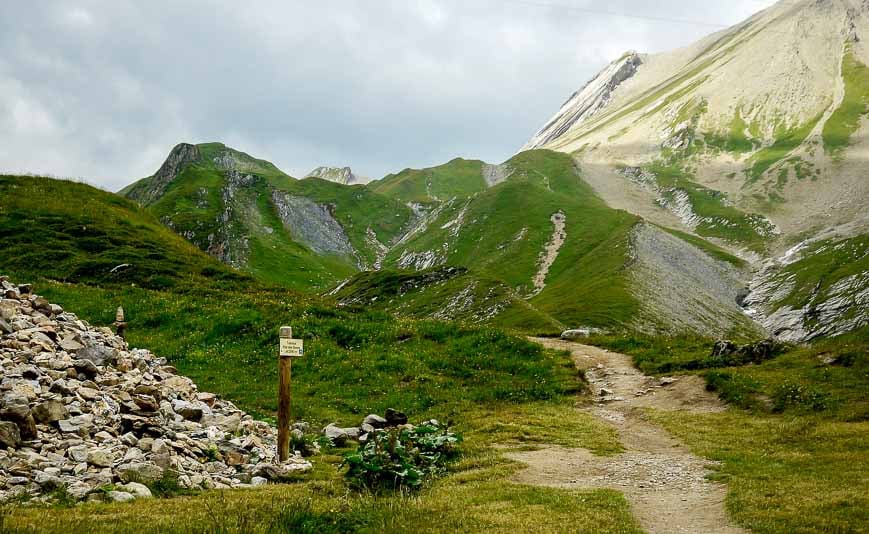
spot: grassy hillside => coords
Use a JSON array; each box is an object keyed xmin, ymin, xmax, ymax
[
  {"xmin": 0, "ymin": 175, "xmax": 244, "ymax": 289},
  {"xmin": 823, "ymin": 46, "xmax": 869, "ymax": 158},
  {"xmin": 370, "ymin": 158, "xmax": 487, "ymax": 204},
  {"xmin": 331, "ymin": 267, "xmax": 564, "ymax": 334},
  {"xmin": 123, "ymin": 142, "xmax": 415, "ymax": 291},
  {"xmin": 378, "ymin": 150, "xmax": 642, "ymax": 330}
]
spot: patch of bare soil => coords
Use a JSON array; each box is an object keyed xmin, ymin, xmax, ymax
[{"xmin": 505, "ymin": 338, "xmax": 746, "ymax": 534}]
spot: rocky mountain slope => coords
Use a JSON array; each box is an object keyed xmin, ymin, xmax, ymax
[
  {"xmin": 116, "ymin": 144, "xmax": 761, "ymax": 336},
  {"xmin": 120, "ymin": 143, "xmax": 411, "ymax": 290},
  {"xmin": 523, "ymin": 0, "xmax": 869, "ymax": 340},
  {"xmin": 337, "ymin": 151, "xmax": 761, "ymax": 337},
  {"xmin": 0, "ymin": 277, "xmax": 311, "ymax": 504}
]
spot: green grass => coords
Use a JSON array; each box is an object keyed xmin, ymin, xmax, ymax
[
  {"xmin": 381, "ymin": 150, "xmax": 642, "ymax": 331},
  {"xmin": 3, "ymin": 446, "xmax": 641, "ymax": 533},
  {"xmin": 370, "ymin": 158, "xmax": 487, "ymax": 204},
  {"xmin": 649, "ymin": 409, "xmax": 867, "ymax": 533},
  {"xmin": 704, "ymin": 108, "xmax": 757, "ymax": 155},
  {"xmin": 646, "ymin": 160, "xmax": 775, "ymax": 250},
  {"xmin": 747, "ymin": 112, "xmax": 824, "ymax": 183},
  {"xmin": 589, "ymin": 327, "xmax": 869, "ymax": 532},
  {"xmin": 0, "ymin": 175, "xmax": 245, "ymax": 290},
  {"xmin": 330, "ymin": 267, "xmax": 563, "ymax": 334},
  {"xmin": 823, "ymin": 47, "xmax": 869, "ymax": 158}
]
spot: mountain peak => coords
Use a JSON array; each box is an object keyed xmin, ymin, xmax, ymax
[
  {"xmin": 306, "ymin": 166, "xmax": 362, "ymax": 185},
  {"xmin": 522, "ymin": 50, "xmax": 643, "ymax": 151}
]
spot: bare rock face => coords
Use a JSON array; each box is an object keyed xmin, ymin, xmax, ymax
[
  {"xmin": 0, "ymin": 276, "xmax": 312, "ymax": 505},
  {"xmin": 128, "ymin": 143, "xmax": 201, "ymax": 206},
  {"xmin": 523, "ymin": 51, "xmax": 642, "ymax": 150},
  {"xmin": 306, "ymin": 166, "xmax": 362, "ymax": 185},
  {"xmin": 271, "ymin": 191, "xmax": 358, "ymax": 258}
]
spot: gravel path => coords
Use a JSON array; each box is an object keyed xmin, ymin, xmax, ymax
[
  {"xmin": 506, "ymin": 338, "xmax": 746, "ymax": 534},
  {"xmin": 529, "ymin": 211, "xmax": 566, "ymax": 297}
]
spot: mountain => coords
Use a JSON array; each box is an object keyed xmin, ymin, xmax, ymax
[
  {"xmin": 113, "ymin": 0, "xmax": 868, "ymax": 341},
  {"xmin": 305, "ymin": 166, "xmax": 367, "ymax": 185},
  {"xmin": 121, "ymin": 142, "xmax": 411, "ymax": 290},
  {"xmin": 344, "ymin": 150, "xmax": 761, "ymax": 337},
  {"xmin": 522, "ymin": 0, "xmax": 869, "ymax": 341},
  {"xmin": 119, "ymin": 143, "xmax": 759, "ymax": 337}
]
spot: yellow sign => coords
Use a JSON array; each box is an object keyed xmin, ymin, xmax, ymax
[{"xmin": 279, "ymin": 338, "xmax": 304, "ymax": 358}]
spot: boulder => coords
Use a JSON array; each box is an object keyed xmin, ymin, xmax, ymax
[
  {"xmin": 362, "ymin": 414, "xmax": 387, "ymax": 428},
  {"xmin": 118, "ymin": 482, "xmax": 152, "ymax": 499},
  {"xmin": 87, "ymin": 448, "xmax": 115, "ymax": 468},
  {"xmin": 118, "ymin": 462, "xmax": 164, "ymax": 483},
  {"xmin": 172, "ymin": 400, "xmax": 204, "ymax": 421},
  {"xmin": 385, "ymin": 408, "xmax": 408, "ymax": 426},
  {"xmin": 77, "ymin": 345, "xmax": 117, "ymax": 367},
  {"xmin": 0, "ymin": 421, "xmax": 21, "ymax": 449},
  {"xmin": 323, "ymin": 423, "xmax": 349, "ymax": 445},
  {"xmin": 106, "ymin": 491, "xmax": 135, "ymax": 503},
  {"xmin": 72, "ymin": 359, "xmax": 99, "ymax": 378},
  {"xmin": 32, "ymin": 399, "xmax": 68, "ymax": 423}
]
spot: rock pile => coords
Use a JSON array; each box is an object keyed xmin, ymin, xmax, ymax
[
  {"xmin": 0, "ymin": 277, "xmax": 311, "ymax": 504},
  {"xmin": 321, "ymin": 408, "xmax": 411, "ymax": 446},
  {"xmin": 710, "ymin": 338, "xmax": 781, "ymax": 363}
]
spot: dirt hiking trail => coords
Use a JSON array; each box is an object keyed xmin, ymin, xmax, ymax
[{"xmin": 506, "ymin": 338, "xmax": 746, "ymax": 534}]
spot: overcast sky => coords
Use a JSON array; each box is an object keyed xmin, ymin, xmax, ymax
[{"xmin": 0, "ymin": 0, "xmax": 777, "ymax": 190}]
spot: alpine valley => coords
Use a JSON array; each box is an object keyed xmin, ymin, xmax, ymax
[
  {"xmin": 111, "ymin": 0, "xmax": 868, "ymax": 342},
  {"xmin": 1, "ymin": 1, "xmax": 868, "ymax": 532}
]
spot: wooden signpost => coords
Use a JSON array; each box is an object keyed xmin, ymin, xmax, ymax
[{"xmin": 278, "ymin": 326, "xmax": 304, "ymax": 462}]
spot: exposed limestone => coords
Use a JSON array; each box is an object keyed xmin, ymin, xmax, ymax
[
  {"xmin": 271, "ymin": 191, "xmax": 358, "ymax": 259},
  {"xmin": 127, "ymin": 143, "xmax": 201, "ymax": 206},
  {"xmin": 523, "ymin": 51, "xmax": 643, "ymax": 150},
  {"xmin": 306, "ymin": 166, "xmax": 365, "ymax": 185},
  {"xmin": 627, "ymin": 223, "xmax": 761, "ymax": 337},
  {"xmin": 482, "ymin": 163, "xmax": 513, "ymax": 187},
  {"xmin": 743, "ymin": 236, "xmax": 869, "ymax": 342}
]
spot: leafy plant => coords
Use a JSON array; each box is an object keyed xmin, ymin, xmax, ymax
[{"xmin": 341, "ymin": 422, "xmax": 462, "ymax": 491}]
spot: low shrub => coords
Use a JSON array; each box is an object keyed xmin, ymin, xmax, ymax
[
  {"xmin": 341, "ymin": 422, "xmax": 462, "ymax": 491},
  {"xmin": 705, "ymin": 370, "xmax": 763, "ymax": 410},
  {"xmin": 772, "ymin": 381, "xmax": 830, "ymax": 412}
]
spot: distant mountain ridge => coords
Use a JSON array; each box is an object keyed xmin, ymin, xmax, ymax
[{"xmin": 521, "ymin": 0, "xmax": 869, "ymax": 341}]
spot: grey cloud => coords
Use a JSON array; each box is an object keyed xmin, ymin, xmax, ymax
[{"xmin": 0, "ymin": 0, "xmax": 777, "ymax": 190}]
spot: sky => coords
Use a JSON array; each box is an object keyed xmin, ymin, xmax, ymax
[{"xmin": 0, "ymin": 0, "xmax": 778, "ymax": 190}]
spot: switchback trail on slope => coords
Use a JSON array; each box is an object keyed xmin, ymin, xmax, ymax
[{"xmin": 506, "ymin": 338, "xmax": 746, "ymax": 534}]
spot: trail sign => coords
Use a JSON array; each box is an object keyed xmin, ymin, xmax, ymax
[
  {"xmin": 277, "ymin": 326, "xmax": 302, "ymax": 462},
  {"xmin": 279, "ymin": 337, "xmax": 304, "ymax": 358}
]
